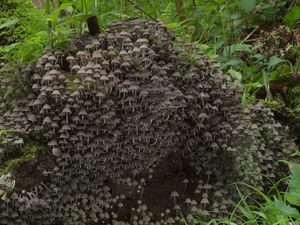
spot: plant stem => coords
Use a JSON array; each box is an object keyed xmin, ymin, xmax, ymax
[
  {"xmin": 174, "ymin": 0, "xmax": 186, "ymax": 21},
  {"xmin": 124, "ymin": 0, "xmax": 156, "ymax": 20}
]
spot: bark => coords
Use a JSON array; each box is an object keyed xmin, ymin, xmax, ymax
[
  {"xmin": 175, "ymin": 0, "xmax": 186, "ymax": 21},
  {"xmin": 87, "ymin": 16, "xmax": 101, "ymax": 36}
]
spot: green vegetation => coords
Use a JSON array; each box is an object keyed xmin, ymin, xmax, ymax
[
  {"xmin": 1, "ymin": 0, "xmax": 300, "ymax": 223},
  {"xmin": 0, "ymin": 158, "xmax": 23, "ymax": 175},
  {"xmin": 0, "ymin": 0, "xmax": 48, "ymax": 63},
  {"xmin": 0, "ymin": 140, "xmax": 49, "ymax": 175},
  {"xmin": 179, "ymin": 163, "xmax": 300, "ymax": 224},
  {"xmin": 226, "ymin": 163, "xmax": 300, "ymax": 225}
]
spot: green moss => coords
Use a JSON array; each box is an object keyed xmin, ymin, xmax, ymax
[
  {"xmin": 0, "ymin": 129, "xmax": 16, "ymax": 136},
  {"xmin": 0, "ymin": 158, "xmax": 23, "ymax": 174},
  {"xmin": 263, "ymin": 100, "xmax": 283, "ymax": 110},
  {"xmin": 0, "ymin": 129, "xmax": 20, "ymax": 147},
  {"xmin": 131, "ymin": 58, "xmax": 142, "ymax": 71},
  {"xmin": 289, "ymin": 85, "xmax": 300, "ymax": 106},
  {"xmin": 66, "ymin": 73, "xmax": 76, "ymax": 82},
  {"xmin": 66, "ymin": 73, "xmax": 79, "ymax": 91},
  {"xmin": 22, "ymin": 141, "xmax": 49, "ymax": 160},
  {"xmin": 0, "ymin": 140, "xmax": 49, "ymax": 175}
]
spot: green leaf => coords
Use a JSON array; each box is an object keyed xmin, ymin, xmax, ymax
[
  {"xmin": 197, "ymin": 44, "xmax": 210, "ymax": 51},
  {"xmin": 58, "ymin": 3, "xmax": 74, "ymax": 14},
  {"xmin": 166, "ymin": 22, "xmax": 178, "ymax": 29},
  {"xmin": 223, "ymin": 43, "xmax": 251, "ymax": 57},
  {"xmin": 36, "ymin": 31, "xmax": 49, "ymax": 40},
  {"xmin": 284, "ymin": 6, "xmax": 300, "ymax": 29},
  {"xmin": 4, "ymin": 86, "xmax": 14, "ymax": 99},
  {"xmin": 0, "ymin": 18, "xmax": 19, "ymax": 29},
  {"xmin": 228, "ymin": 69, "xmax": 242, "ymax": 82},
  {"xmin": 0, "ymin": 43, "xmax": 19, "ymax": 53},
  {"xmin": 252, "ymin": 42, "xmax": 264, "ymax": 50},
  {"xmin": 267, "ymin": 56, "xmax": 284, "ymax": 70},
  {"xmin": 221, "ymin": 58, "xmax": 244, "ymax": 68},
  {"xmin": 224, "ymin": 13, "xmax": 241, "ymax": 20},
  {"xmin": 252, "ymin": 211, "xmax": 267, "ymax": 220},
  {"xmin": 239, "ymin": 0, "xmax": 256, "ymax": 13},
  {"xmin": 251, "ymin": 53, "xmax": 265, "ymax": 62},
  {"xmin": 266, "ymin": 198, "xmax": 300, "ymax": 218},
  {"xmin": 286, "ymin": 192, "xmax": 300, "ymax": 206},
  {"xmin": 203, "ymin": 5, "xmax": 218, "ymax": 12},
  {"xmin": 286, "ymin": 164, "xmax": 300, "ymax": 206},
  {"xmin": 230, "ymin": 43, "xmax": 251, "ymax": 52},
  {"xmin": 58, "ymin": 3, "xmax": 74, "ymax": 11}
]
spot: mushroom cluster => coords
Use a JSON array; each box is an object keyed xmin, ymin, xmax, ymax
[
  {"xmin": 0, "ymin": 132, "xmax": 24, "ymax": 164},
  {"xmin": 0, "ymin": 17, "xmax": 296, "ymax": 224}
]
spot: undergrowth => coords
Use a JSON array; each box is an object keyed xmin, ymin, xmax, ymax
[{"xmin": 181, "ymin": 163, "xmax": 300, "ymax": 224}]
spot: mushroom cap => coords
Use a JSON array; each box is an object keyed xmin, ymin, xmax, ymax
[
  {"xmin": 170, "ymin": 191, "xmax": 179, "ymax": 198},
  {"xmin": 52, "ymin": 148, "xmax": 62, "ymax": 157}
]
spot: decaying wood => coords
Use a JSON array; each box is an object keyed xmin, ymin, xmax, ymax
[{"xmin": 87, "ymin": 16, "xmax": 101, "ymax": 36}]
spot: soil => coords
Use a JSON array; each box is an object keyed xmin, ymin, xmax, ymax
[
  {"xmin": 11, "ymin": 153, "xmax": 55, "ymax": 191},
  {"xmin": 143, "ymin": 153, "xmax": 197, "ymax": 214},
  {"xmin": 111, "ymin": 152, "xmax": 199, "ymax": 221}
]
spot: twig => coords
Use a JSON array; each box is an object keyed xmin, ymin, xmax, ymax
[
  {"xmin": 243, "ymin": 38, "xmax": 259, "ymax": 43},
  {"xmin": 124, "ymin": 0, "xmax": 156, "ymax": 20},
  {"xmin": 243, "ymin": 27, "xmax": 258, "ymax": 43}
]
